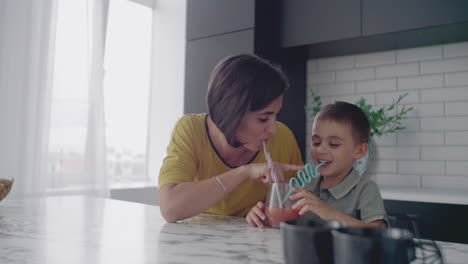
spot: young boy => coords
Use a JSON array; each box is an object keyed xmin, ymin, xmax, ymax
[{"xmin": 246, "ymin": 101, "xmax": 387, "ymax": 228}]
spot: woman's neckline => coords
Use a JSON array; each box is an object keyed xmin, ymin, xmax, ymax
[{"xmin": 204, "ymin": 114, "xmax": 259, "ymax": 168}]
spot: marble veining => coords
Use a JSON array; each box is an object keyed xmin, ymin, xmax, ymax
[{"xmin": 0, "ymin": 196, "xmax": 467, "ymax": 264}]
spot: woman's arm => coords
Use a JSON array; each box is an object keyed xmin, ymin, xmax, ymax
[
  {"xmin": 160, "ymin": 162, "xmax": 303, "ymax": 222},
  {"xmin": 160, "ymin": 165, "xmax": 251, "ymax": 222}
]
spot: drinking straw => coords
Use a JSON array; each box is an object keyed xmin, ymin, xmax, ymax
[
  {"xmin": 263, "ymin": 141, "xmax": 283, "ymax": 208},
  {"xmin": 281, "ymin": 162, "xmax": 326, "ymax": 204}
]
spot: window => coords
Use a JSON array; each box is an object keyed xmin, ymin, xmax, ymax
[
  {"xmin": 47, "ymin": 0, "xmax": 153, "ymax": 191},
  {"xmin": 104, "ymin": 0, "xmax": 152, "ymax": 185},
  {"xmin": 48, "ymin": 0, "xmax": 92, "ymax": 190}
]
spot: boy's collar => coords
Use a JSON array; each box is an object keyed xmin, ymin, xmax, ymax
[{"xmin": 315, "ymin": 169, "xmax": 361, "ymax": 199}]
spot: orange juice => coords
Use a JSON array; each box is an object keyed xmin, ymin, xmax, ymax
[{"xmin": 265, "ymin": 207, "xmax": 300, "ymax": 228}]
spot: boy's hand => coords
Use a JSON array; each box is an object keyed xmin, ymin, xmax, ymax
[
  {"xmin": 246, "ymin": 201, "xmax": 266, "ymax": 228},
  {"xmin": 290, "ymin": 188, "xmax": 344, "ymax": 221}
]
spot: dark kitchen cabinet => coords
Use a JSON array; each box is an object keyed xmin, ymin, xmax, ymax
[
  {"xmin": 185, "ymin": 30, "xmax": 254, "ymax": 114},
  {"xmin": 186, "ymin": 0, "xmax": 254, "ymax": 41},
  {"xmin": 384, "ymin": 200, "xmax": 468, "ymax": 244},
  {"xmin": 279, "ymin": 0, "xmax": 361, "ymax": 47},
  {"xmin": 279, "ymin": 0, "xmax": 468, "ymax": 48},
  {"xmin": 362, "ymin": 0, "xmax": 468, "ymax": 36}
]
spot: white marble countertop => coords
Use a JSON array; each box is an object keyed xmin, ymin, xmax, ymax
[
  {"xmin": 380, "ymin": 187, "xmax": 468, "ymax": 205},
  {"xmin": 0, "ymin": 196, "xmax": 467, "ymax": 264}
]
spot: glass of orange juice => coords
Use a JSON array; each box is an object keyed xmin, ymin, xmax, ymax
[{"xmin": 264, "ymin": 182, "xmax": 300, "ymax": 228}]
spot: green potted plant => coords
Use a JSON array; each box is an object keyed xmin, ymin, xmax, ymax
[
  {"xmin": 306, "ymin": 93, "xmax": 414, "ymax": 176},
  {"xmin": 355, "ymin": 94, "xmax": 414, "ymax": 137}
]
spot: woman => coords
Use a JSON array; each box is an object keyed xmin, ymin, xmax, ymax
[{"xmin": 158, "ymin": 54, "xmax": 304, "ymax": 222}]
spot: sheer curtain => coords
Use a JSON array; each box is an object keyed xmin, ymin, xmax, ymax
[
  {"xmin": 83, "ymin": 0, "xmax": 110, "ymax": 197},
  {"xmin": 47, "ymin": 0, "xmax": 109, "ymax": 197},
  {"xmin": 0, "ymin": 0, "xmax": 58, "ymax": 197},
  {"xmin": 0, "ymin": 0, "xmax": 110, "ymax": 198}
]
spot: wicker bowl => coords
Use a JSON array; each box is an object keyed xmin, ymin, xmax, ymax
[{"xmin": 0, "ymin": 178, "xmax": 14, "ymax": 201}]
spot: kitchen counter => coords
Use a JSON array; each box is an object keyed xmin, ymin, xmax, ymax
[
  {"xmin": 381, "ymin": 186, "xmax": 468, "ymax": 205},
  {"xmin": 0, "ymin": 196, "xmax": 467, "ymax": 263}
]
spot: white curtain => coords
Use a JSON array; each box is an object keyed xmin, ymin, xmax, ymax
[
  {"xmin": 84, "ymin": 0, "xmax": 110, "ymax": 197},
  {"xmin": 0, "ymin": 0, "xmax": 110, "ymax": 198},
  {"xmin": 0, "ymin": 0, "xmax": 58, "ymax": 197}
]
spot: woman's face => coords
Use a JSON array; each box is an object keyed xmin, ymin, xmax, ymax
[{"xmin": 235, "ymin": 96, "xmax": 283, "ymax": 151}]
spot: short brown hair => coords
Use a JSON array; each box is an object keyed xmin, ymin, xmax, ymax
[
  {"xmin": 315, "ymin": 101, "xmax": 370, "ymax": 143},
  {"xmin": 207, "ymin": 54, "xmax": 289, "ymax": 147}
]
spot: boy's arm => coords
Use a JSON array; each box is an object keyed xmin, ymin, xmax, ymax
[{"xmin": 290, "ymin": 188, "xmax": 387, "ymax": 228}]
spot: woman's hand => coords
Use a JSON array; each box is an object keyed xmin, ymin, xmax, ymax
[
  {"xmin": 246, "ymin": 201, "xmax": 266, "ymax": 228},
  {"xmin": 245, "ymin": 163, "xmax": 304, "ymax": 183}
]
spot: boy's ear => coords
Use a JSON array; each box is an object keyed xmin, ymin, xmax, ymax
[{"xmin": 354, "ymin": 142, "xmax": 369, "ymax": 160}]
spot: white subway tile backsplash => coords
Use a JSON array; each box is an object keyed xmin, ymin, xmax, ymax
[
  {"xmin": 399, "ymin": 118, "xmax": 421, "ymax": 132},
  {"xmin": 374, "ymin": 134, "xmax": 396, "ymax": 145},
  {"xmin": 307, "ymin": 60, "xmax": 318, "ymax": 73},
  {"xmin": 422, "ymin": 146, "xmax": 468, "ymax": 161},
  {"xmin": 422, "ymin": 176, "xmax": 468, "ymax": 190},
  {"xmin": 317, "ymin": 56, "xmax": 354, "ymax": 71},
  {"xmin": 397, "ymin": 132, "xmax": 444, "ymax": 145},
  {"xmin": 355, "ymin": 51, "xmax": 395, "ymax": 68},
  {"xmin": 398, "ymin": 161, "xmax": 445, "ymax": 175},
  {"xmin": 421, "ymin": 86, "xmax": 468, "ymax": 102},
  {"xmin": 376, "ymin": 91, "xmax": 419, "ymax": 105},
  {"xmin": 445, "ymin": 102, "xmax": 468, "ymax": 116},
  {"xmin": 309, "ymin": 71, "xmax": 335, "ymax": 84},
  {"xmin": 320, "ymin": 96, "xmax": 336, "ymax": 105},
  {"xmin": 444, "ymin": 42, "xmax": 468, "ymax": 58},
  {"xmin": 377, "ymin": 146, "xmax": 420, "ymax": 160},
  {"xmin": 376, "ymin": 174, "xmax": 421, "ymax": 188},
  {"xmin": 403, "ymin": 103, "xmax": 444, "ymax": 118},
  {"xmin": 335, "ymin": 93, "xmax": 375, "ymax": 105},
  {"xmin": 421, "ymin": 117, "xmax": 468, "ymax": 131},
  {"xmin": 397, "ymin": 46, "xmax": 443, "ymax": 63},
  {"xmin": 420, "ymin": 57, "xmax": 468, "ymax": 74},
  {"xmin": 446, "ymin": 161, "xmax": 468, "ymax": 175},
  {"xmin": 306, "ymin": 41, "xmax": 468, "ymax": 191},
  {"xmin": 376, "ymin": 63, "xmax": 419, "ymax": 78},
  {"xmin": 445, "ymin": 131, "xmax": 468, "ymax": 145},
  {"xmin": 336, "ymin": 67, "xmax": 374, "ymax": 82},
  {"xmin": 316, "ymin": 82, "xmax": 355, "ymax": 96},
  {"xmin": 356, "ymin": 78, "xmax": 396, "ymax": 93},
  {"xmin": 397, "ymin": 74, "xmax": 444, "ymax": 90},
  {"xmin": 369, "ymin": 160, "xmax": 397, "ymax": 174},
  {"xmin": 445, "ymin": 71, "xmax": 468, "ymax": 87}
]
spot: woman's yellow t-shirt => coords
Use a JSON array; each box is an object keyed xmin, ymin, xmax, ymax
[{"xmin": 158, "ymin": 114, "xmax": 303, "ymax": 217}]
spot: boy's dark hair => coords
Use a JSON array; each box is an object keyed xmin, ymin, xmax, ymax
[
  {"xmin": 207, "ymin": 54, "xmax": 289, "ymax": 147},
  {"xmin": 315, "ymin": 101, "xmax": 371, "ymax": 143}
]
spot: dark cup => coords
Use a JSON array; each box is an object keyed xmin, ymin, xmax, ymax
[
  {"xmin": 332, "ymin": 227, "xmax": 416, "ymax": 264},
  {"xmin": 281, "ymin": 218, "xmax": 346, "ymax": 264}
]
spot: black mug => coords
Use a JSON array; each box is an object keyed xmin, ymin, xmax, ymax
[{"xmin": 281, "ymin": 218, "xmax": 346, "ymax": 264}]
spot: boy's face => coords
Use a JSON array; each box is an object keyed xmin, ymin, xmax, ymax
[{"xmin": 310, "ymin": 119, "xmax": 368, "ymax": 180}]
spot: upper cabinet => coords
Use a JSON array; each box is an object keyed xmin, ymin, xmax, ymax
[
  {"xmin": 186, "ymin": 0, "xmax": 254, "ymax": 41},
  {"xmin": 280, "ymin": 0, "xmax": 361, "ymax": 47},
  {"xmin": 279, "ymin": 0, "xmax": 468, "ymax": 48},
  {"xmin": 363, "ymin": 0, "xmax": 468, "ymax": 36}
]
